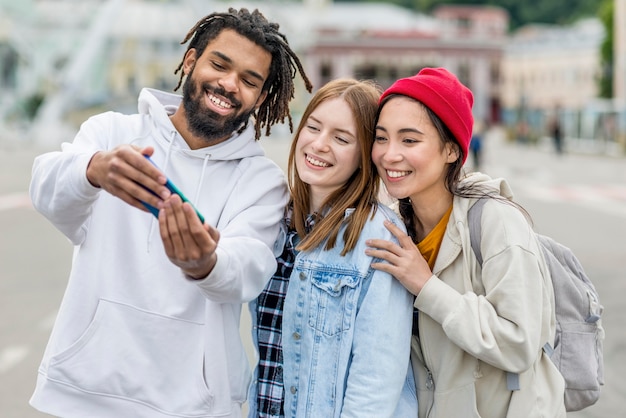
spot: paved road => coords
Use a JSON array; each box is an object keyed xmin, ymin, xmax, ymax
[{"xmin": 1, "ymin": 128, "xmax": 624, "ymax": 416}]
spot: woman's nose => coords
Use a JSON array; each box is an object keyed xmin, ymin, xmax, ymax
[
  {"xmin": 311, "ymin": 133, "xmax": 331, "ymax": 152},
  {"xmin": 380, "ymin": 142, "xmax": 402, "ymax": 163}
]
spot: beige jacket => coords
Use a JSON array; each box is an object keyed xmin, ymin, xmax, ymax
[{"xmin": 411, "ymin": 173, "xmax": 566, "ymax": 418}]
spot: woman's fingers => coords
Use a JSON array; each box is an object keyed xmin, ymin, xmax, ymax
[{"xmin": 383, "ymin": 220, "xmax": 415, "ymax": 248}]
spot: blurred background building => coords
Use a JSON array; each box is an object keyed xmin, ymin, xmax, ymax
[
  {"xmin": 0, "ymin": 0, "xmax": 624, "ymax": 151},
  {"xmin": 500, "ymin": 19, "xmax": 608, "ymax": 147}
]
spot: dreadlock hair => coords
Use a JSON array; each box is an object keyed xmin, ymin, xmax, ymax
[
  {"xmin": 288, "ymin": 78, "xmax": 382, "ymax": 256},
  {"xmin": 173, "ymin": 8, "xmax": 313, "ymax": 140}
]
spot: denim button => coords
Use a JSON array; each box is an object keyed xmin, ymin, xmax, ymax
[
  {"xmin": 299, "ymin": 272, "xmax": 306, "ymax": 280},
  {"xmin": 290, "ymin": 386, "xmax": 297, "ymax": 394},
  {"xmin": 293, "ymin": 332, "xmax": 301, "ymax": 340}
]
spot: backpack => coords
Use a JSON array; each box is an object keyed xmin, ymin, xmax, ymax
[{"xmin": 468, "ymin": 198, "xmax": 605, "ymax": 412}]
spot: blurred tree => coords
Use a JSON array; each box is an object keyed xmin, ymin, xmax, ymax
[
  {"xmin": 16, "ymin": 92, "xmax": 45, "ymax": 120},
  {"xmin": 598, "ymin": 0, "xmax": 614, "ymax": 98}
]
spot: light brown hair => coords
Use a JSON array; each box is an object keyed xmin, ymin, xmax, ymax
[{"xmin": 288, "ymin": 78, "xmax": 382, "ymax": 255}]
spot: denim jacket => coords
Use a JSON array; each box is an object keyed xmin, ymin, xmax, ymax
[{"xmin": 281, "ymin": 204, "xmax": 417, "ymax": 418}]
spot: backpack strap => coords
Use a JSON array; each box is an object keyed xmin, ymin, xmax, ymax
[
  {"xmin": 468, "ymin": 198, "xmax": 521, "ymax": 391},
  {"xmin": 543, "ymin": 342, "xmax": 554, "ymax": 357},
  {"xmin": 468, "ymin": 198, "xmax": 487, "ymax": 266}
]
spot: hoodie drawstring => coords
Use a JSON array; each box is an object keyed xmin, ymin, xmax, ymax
[
  {"xmin": 147, "ymin": 133, "xmax": 177, "ymax": 251},
  {"xmin": 194, "ymin": 154, "xmax": 210, "ymax": 205}
]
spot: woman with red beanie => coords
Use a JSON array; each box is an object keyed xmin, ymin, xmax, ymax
[{"xmin": 365, "ymin": 68, "xmax": 566, "ymax": 417}]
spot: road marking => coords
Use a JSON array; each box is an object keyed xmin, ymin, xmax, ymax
[
  {"xmin": 0, "ymin": 192, "xmax": 32, "ymax": 211},
  {"xmin": 516, "ymin": 183, "xmax": 626, "ymax": 218},
  {"xmin": 0, "ymin": 345, "xmax": 30, "ymax": 374}
]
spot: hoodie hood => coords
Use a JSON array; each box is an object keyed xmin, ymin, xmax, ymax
[{"xmin": 137, "ymin": 87, "xmax": 266, "ymax": 162}]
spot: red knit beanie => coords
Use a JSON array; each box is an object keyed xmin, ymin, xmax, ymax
[{"xmin": 379, "ymin": 67, "xmax": 474, "ymax": 164}]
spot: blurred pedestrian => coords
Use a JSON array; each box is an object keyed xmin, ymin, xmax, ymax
[
  {"xmin": 470, "ymin": 118, "xmax": 486, "ymax": 170},
  {"xmin": 28, "ymin": 8, "xmax": 311, "ymax": 418},
  {"xmin": 248, "ymin": 78, "xmax": 417, "ymax": 417},
  {"xmin": 516, "ymin": 119, "xmax": 530, "ymax": 145},
  {"xmin": 366, "ymin": 67, "xmax": 566, "ymax": 418},
  {"xmin": 549, "ymin": 106, "xmax": 564, "ymax": 154}
]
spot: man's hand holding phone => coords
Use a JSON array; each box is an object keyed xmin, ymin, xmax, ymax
[
  {"xmin": 158, "ymin": 193, "xmax": 220, "ymax": 279},
  {"xmin": 142, "ymin": 155, "xmax": 215, "ymax": 278},
  {"xmin": 141, "ymin": 155, "xmax": 205, "ymax": 223},
  {"xmin": 88, "ymin": 148, "xmax": 214, "ymax": 277},
  {"xmin": 86, "ymin": 145, "xmax": 171, "ymax": 213}
]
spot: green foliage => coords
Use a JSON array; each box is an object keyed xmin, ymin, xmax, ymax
[
  {"xmin": 21, "ymin": 93, "xmax": 45, "ymax": 120},
  {"xmin": 598, "ymin": 0, "xmax": 613, "ymax": 98},
  {"xmin": 336, "ymin": 0, "xmax": 601, "ymax": 30}
]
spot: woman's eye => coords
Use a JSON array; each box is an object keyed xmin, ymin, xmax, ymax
[
  {"xmin": 374, "ymin": 136, "xmax": 387, "ymax": 142},
  {"xmin": 306, "ymin": 125, "xmax": 320, "ymax": 132},
  {"xmin": 336, "ymin": 136, "xmax": 349, "ymax": 144}
]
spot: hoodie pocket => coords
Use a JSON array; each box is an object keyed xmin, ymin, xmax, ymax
[
  {"xmin": 308, "ymin": 270, "xmax": 360, "ymax": 336},
  {"xmin": 47, "ymin": 299, "xmax": 214, "ymax": 415}
]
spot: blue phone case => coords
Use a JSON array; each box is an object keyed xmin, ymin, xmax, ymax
[{"xmin": 141, "ymin": 155, "xmax": 205, "ymax": 223}]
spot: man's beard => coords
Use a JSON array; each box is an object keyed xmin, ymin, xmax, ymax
[{"xmin": 182, "ymin": 70, "xmax": 256, "ymax": 144}]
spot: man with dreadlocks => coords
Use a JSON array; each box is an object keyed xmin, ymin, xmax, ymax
[{"xmin": 28, "ymin": 8, "xmax": 312, "ymax": 418}]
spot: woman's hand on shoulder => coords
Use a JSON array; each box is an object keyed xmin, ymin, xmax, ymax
[{"xmin": 365, "ymin": 220, "xmax": 432, "ymax": 296}]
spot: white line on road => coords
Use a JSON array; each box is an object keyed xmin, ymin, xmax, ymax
[
  {"xmin": 0, "ymin": 345, "xmax": 30, "ymax": 374},
  {"xmin": 0, "ymin": 192, "xmax": 32, "ymax": 211},
  {"xmin": 515, "ymin": 182, "xmax": 626, "ymax": 218}
]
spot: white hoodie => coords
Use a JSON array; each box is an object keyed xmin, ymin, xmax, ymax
[{"xmin": 29, "ymin": 88, "xmax": 289, "ymax": 417}]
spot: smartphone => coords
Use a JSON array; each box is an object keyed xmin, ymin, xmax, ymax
[{"xmin": 140, "ymin": 155, "xmax": 205, "ymax": 224}]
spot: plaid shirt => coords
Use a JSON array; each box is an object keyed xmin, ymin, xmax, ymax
[{"xmin": 252, "ymin": 213, "xmax": 315, "ymax": 418}]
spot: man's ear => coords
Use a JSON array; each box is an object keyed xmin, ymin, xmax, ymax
[
  {"xmin": 255, "ymin": 90, "xmax": 269, "ymax": 109},
  {"xmin": 182, "ymin": 49, "xmax": 198, "ymax": 76}
]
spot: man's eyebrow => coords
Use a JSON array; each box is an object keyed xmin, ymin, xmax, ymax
[{"xmin": 211, "ymin": 50, "xmax": 266, "ymax": 83}]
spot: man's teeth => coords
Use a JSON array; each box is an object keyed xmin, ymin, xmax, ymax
[
  {"xmin": 387, "ymin": 170, "xmax": 410, "ymax": 178},
  {"xmin": 306, "ymin": 155, "xmax": 330, "ymax": 167},
  {"xmin": 209, "ymin": 94, "xmax": 232, "ymax": 109}
]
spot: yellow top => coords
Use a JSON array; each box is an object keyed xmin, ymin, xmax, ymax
[{"xmin": 417, "ymin": 205, "xmax": 453, "ymax": 270}]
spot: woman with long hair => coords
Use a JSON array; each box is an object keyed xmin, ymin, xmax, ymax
[{"xmin": 249, "ymin": 78, "xmax": 417, "ymax": 417}]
